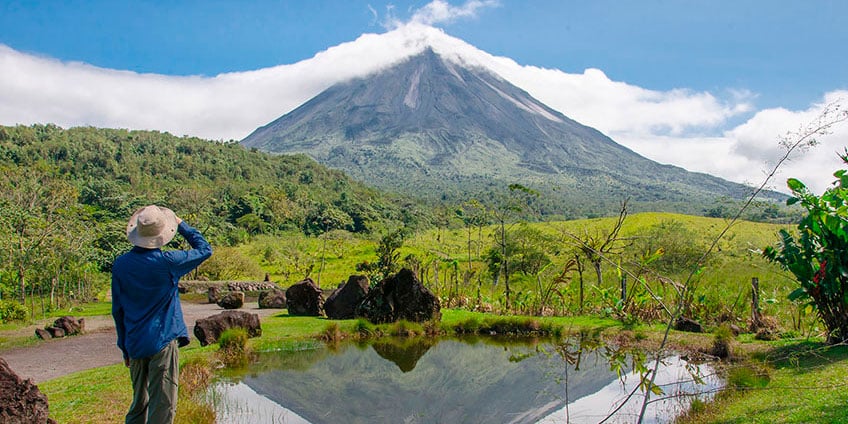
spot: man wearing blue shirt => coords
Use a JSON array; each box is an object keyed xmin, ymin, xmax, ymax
[{"xmin": 112, "ymin": 205, "xmax": 212, "ymax": 424}]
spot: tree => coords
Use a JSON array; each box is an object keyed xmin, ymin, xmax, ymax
[
  {"xmin": 456, "ymin": 200, "xmax": 487, "ymax": 303},
  {"xmin": 764, "ymin": 153, "xmax": 848, "ymax": 343},
  {"xmin": 0, "ymin": 165, "xmax": 78, "ymax": 305},
  {"xmin": 490, "ymin": 184, "xmax": 538, "ymax": 310},
  {"xmin": 568, "ymin": 199, "xmax": 630, "ymax": 288}
]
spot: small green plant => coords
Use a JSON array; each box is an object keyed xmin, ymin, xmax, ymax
[
  {"xmin": 352, "ymin": 318, "xmax": 376, "ymax": 338},
  {"xmin": 217, "ymin": 328, "xmax": 250, "ymax": 368},
  {"xmin": 321, "ymin": 322, "xmax": 343, "ymax": 343},
  {"xmin": 711, "ymin": 325, "xmax": 735, "ymax": 359}
]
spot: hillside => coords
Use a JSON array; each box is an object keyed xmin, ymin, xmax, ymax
[{"xmin": 0, "ymin": 124, "xmax": 432, "ymax": 268}]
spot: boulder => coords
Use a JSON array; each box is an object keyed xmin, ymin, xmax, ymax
[
  {"xmin": 355, "ymin": 268, "xmax": 441, "ymax": 324},
  {"xmin": 217, "ymin": 291, "xmax": 245, "ymax": 310},
  {"xmin": 51, "ymin": 316, "xmax": 84, "ymax": 336},
  {"xmin": 34, "ymin": 328, "xmax": 51, "ymax": 340},
  {"xmin": 324, "ymin": 275, "xmax": 370, "ymax": 320},
  {"xmin": 0, "ymin": 357, "xmax": 56, "ymax": 424},
  {"xmin": 207, "ymin": 286, "xmax": 223, "ymax": 304},
  {"xmin": 193, "ymin": 311, "xmax": 262, "ymax": 347},
  {"xmin": 46, "ymin": 327, "xmax": 65, "ymax": 338},
  {"xmin": 258, "ymin": 288, "xmax": 287, "ymax": 309},
  {"xmin": 285, "ymin": 278, "xmax": 324, "ymax": 316},
  {"xmin": 674, "ymin": 316, "xmax": 703, "ymax": 333}
]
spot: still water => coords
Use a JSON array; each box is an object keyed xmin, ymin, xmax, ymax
[{"xmin": 212, "ymin": 337, "xmax": 721, "ymax": 424}]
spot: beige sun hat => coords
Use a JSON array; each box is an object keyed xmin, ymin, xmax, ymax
[{"xmin": 126, "ymin": 205, "xmax": 178, "ymax": 249}]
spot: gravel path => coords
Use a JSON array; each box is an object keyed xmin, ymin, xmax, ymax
[{"xmin": 0, "ymin": 301, "xmax": 281, "ymax": 383}]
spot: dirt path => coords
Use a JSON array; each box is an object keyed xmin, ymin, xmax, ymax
[{"xmin": 0, "ymin": 301, "xmax": 281, "ymax": 383}]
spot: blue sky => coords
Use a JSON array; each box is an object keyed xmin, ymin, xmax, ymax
[
  {"xmin": 2, "ymin": 0, "xmax": 844, "ymax": 110},
  {"xmin": 1, "ymin": 0, "xmax": 847, "ymax": 192}
]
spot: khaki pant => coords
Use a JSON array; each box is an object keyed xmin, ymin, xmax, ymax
[{"xmin": 126, "ymin": 339, "xmax": 179, "ymax": 424}]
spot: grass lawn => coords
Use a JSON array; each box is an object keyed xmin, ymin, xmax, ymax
[{"xmin": 680, "ymin": 341, "xmax": 848, "ymax": 424}]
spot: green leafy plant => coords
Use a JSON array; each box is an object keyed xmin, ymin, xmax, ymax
[
  {"xmin": 217, "ymin": 327, "xmax": 250, "ymax": 367},
  {"xmin": 0, "ymin": 299, "xmax": 28, "ymax": 323},
  {"xmin": 764, "ymin": 153, "xmax": 848, "ymax": 343}
]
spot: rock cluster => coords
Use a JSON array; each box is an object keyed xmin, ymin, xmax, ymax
[
  {"xmin": 356, "ymin": 269, "xmax": 441, "ymax": 324},
  {"xmin": 179, "ymin": 280, "xmax": 278, "ymax": 295},
  {"xmin": 35, "ymin": 316, "xmax": 85, "ymax": 340}
]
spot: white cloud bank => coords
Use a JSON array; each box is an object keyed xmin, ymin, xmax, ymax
[{"xmin": 1, "ymin": 13, "xmax": 846, "ymax": 194}]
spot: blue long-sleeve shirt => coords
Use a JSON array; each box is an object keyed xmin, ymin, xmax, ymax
[{"xmin": 111, "ymin": 221, "xmax": 212, "ymax": 360}]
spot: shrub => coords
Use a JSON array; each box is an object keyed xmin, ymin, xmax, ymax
[
  {"xmin": 0, "ymin": 300, "xmax": 28, "ymax": 323},
  {"xmin": 352, "ymin": 319, "xmax": 376, "ymax": 338},
  {"xmin": 321, "ymin": 322, "xmax": 343, "ymax": 343},
  {"xmin": 763, "ymin": 157, "xmax": 848, "ymax": 344},
  {"xmin": 217, "ymin": 328, "xmax": 250, "ymax": 368},
  {"xmin": 711, "ymin": 325, "xmax": 735, "ymax": 359},
  {"xmin": 197, "ymin": 246, "xmax": 263, "ymax": 280}
]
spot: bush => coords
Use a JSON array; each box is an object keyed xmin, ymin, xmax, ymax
[
  {"xmin": 198, "ymin": 247, "xmax": 263, "ymax": 280},
  {"xmin": 0, "ymin": 300, "xmax": 28, "ymax": 323},
  {"xmin": 217, "ymin": 328, "xmax": 250, "ymax": 368}
]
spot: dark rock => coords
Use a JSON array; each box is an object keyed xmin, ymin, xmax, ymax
[
  {"xmin": 285, "ymin": 278, "xmax": 324, "ymax": 316},
  {"xmin": 193, "ymin": 311, "xmax": 262, "ymax": 347},
  {"xmin": 674, "ymin": 317, "xmax": 703, "ymax": 333},
  {"xmin": 34, "ymin": 328, "xmax": 51, "ymax": 340},
  {"xmin": 52, "ymin": 316, "xmax": 84, "ymax": 336},
  {"xmin": 355, "ymin": 268, "xmax": 441, "ymax": 324},
  {"xmin": 217, "ymin": 291, "xmax": 245, "ymax": 310},
  {"xmin": 208, "ymin": 286, "xmax": 222, "ymax": 304},
  {"xmin": 325, "ymin": 275, "xmax": 369, "ymax": 320},
  {"xmin": 258, "ymin": 289, "xmax": 286, "ymax": 309},
  {"xmin": 0, "ymin": 357, "xmax": 56, "ymax": 424},
  {"xmin": 46, "ymin": 327, "xmax": 65, "ymax": 338}
]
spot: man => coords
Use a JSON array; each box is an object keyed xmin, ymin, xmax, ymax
[{"xmin": 111, "ymin": 205, "xmax": 212, "ymax": 424}]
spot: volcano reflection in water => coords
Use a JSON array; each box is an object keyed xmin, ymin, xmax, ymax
[{"xmin": 213, "ymin": 336, "xmax": 720, "ymax": 424}]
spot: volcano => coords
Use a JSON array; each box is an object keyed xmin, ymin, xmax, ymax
[{"xmin": 242, "ymin": 48, "xmax": 772, "ymax": 217}]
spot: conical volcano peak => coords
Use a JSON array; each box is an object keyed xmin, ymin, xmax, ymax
[{"xmin": 241, "ymin": 34, "xmax": 768, "ymax": 217}]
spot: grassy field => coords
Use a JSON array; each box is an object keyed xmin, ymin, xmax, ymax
[{"xmin": 232, "ymin": 212, "xmax": 803, "ymax": 332}]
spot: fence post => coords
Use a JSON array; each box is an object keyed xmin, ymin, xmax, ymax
[
  {"xmin": 621, "ymin": 274, "xmax": 627, "ymax": 304},
  {"xmin": 751, "ymin": 277, "xmax": 761, "ymax": 327}
]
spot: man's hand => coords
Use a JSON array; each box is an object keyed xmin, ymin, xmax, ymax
[
  {"xmin": 124, "ymin": 358, "xmax": 130, "ymax": 368},
  {"xmin": 175, "ymin": 216, "xmax": 183, "ymax": 225}
]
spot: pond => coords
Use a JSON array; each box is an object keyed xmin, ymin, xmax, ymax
[{"xmin": 211, "ymin": 336, "xmax": 721, "ymax": 424}]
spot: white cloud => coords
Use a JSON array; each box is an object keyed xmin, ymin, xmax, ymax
[
  {"xmin": 378, "ymin": 0, "xmax": 499, "ymax": 29},
  {"xmin": 1, "ymin": 17, "xmax": 846, "ymax": 195}
]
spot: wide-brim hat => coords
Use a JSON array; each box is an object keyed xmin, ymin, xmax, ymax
[{"xmin": 127, "ymin": 205, "xmax": 178, "ymax": 249}]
